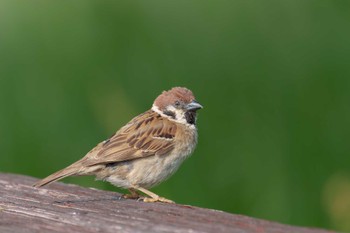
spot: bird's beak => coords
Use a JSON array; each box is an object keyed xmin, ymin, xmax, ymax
[{"xmin": 186, "ymin": 100, "xmax": 203, "ymax": 111}]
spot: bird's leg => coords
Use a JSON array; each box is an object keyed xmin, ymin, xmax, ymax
[
  {"xmin": 122, "ymin": 188, "xmax": 140, "ymax": 199},
  {"xmin": 135, "ymin": 186, "xmax": 175, "ymax": 204}
]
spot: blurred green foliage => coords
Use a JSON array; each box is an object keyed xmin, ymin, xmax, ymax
[{"xmin": 1, "ymin": 0, "xmax": 350, "ymax": 231}]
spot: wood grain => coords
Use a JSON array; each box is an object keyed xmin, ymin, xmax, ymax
[{"xmin": 0, "ymin": 173, "xmax": 336, "ymax": 233}]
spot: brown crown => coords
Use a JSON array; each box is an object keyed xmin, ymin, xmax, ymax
[{"xmin": 154, "ymin": 87, "xmax": 195, "ymax": 110}]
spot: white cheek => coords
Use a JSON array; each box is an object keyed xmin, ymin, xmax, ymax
[
  {"xmin": 152, "ymin": 104, "xmax": 196, "ymax": 129},
  {"xmin": 166, "ymin": 105, "xmax": 177, "ymax": 112},
  {"xmin": 166, "ymin": 106, "xmax": 186, "ymax": 123},
  {"xmin": 175, "ymin": 110, "xmax": 186, "ymax": 122}
]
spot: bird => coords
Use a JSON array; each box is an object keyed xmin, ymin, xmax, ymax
[{"xmin": 33, "ymin": 87, "xmax": 203, "ymax": 203}]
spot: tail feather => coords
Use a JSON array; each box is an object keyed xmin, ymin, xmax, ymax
[{"xmin": 33, "ymin": 164, "xmax": 80, "ymax": 188}]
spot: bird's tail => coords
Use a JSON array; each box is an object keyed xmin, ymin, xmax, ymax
[{"xmin": 33, "ymin": 162, "xmax": 82, "ymax": 188}]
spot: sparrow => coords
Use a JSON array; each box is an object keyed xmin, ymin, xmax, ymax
[{"xmin": 33, "ymin": 87, "xmax": 203, "ymax": 203}]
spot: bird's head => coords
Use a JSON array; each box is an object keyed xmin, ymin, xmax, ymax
[{"xmin": 152, "ymin": 87, "xmax": 203, "ymax": 125}]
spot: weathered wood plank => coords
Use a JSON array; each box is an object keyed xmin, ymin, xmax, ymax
[{"xmin": 0, "ymin": 173, "xmax": 336, "ymax": 233}]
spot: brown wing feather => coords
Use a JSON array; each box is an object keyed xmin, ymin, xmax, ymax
[{"xmin": 81, "ymin": 110, "xmax": 177, "ymax": 167}]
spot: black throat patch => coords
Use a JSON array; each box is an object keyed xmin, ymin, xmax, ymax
[{"xmin": 185, "ymin": 111, "xmax": 197, "ymax": 125}]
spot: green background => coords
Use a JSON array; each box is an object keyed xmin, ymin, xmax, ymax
[{"xmin": 1, "ymin": 1, "xmax": 350, "ymax": 231}]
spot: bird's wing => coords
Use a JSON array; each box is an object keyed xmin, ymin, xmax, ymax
[{"xmin": 81, "ymin": 110, "xmax": 177, "ymax": 167}]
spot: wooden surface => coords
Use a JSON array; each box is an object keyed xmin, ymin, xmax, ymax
[{"xmin": 0, "ymin": 173, "xmax": 336, "ymax": 233}]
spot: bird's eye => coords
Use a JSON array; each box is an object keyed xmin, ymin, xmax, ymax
[{"xmin": 174, "ymin": 101, "xmax": 181, "ymax": 107}]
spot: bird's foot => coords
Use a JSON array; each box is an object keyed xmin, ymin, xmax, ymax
[
  {"xmin": 132, "ymin": 186, "xmax": 175, "ymax": 203},
  {"xmin": 143, "ymin": 196, "xmax": 175, "ymax": 204},
  {"xmin": 122, "ymin": 193, "xmax": 140, "ymax": 199},
  {"xmin": 123, "ymin": 188, "xmax": 140, "ymax": 199}
]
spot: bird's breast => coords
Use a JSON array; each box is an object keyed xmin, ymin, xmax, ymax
[{"xmin": 127, "ymin": 126, "xmax": 198, "ymax": 188}]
